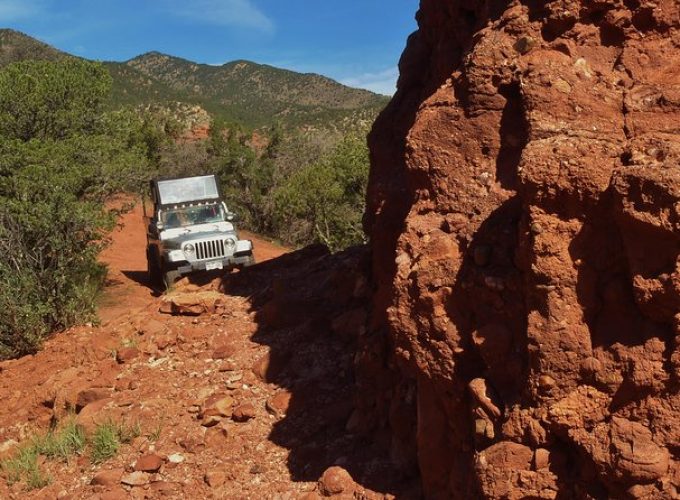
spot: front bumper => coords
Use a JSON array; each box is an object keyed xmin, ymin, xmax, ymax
[{"xmin": 168, "ymin": 252, "xmax": 254, "ymax": 276}]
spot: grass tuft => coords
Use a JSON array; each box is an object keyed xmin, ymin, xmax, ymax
[
  {"xmin": 90, "ymin": 421, "xmax": 119, "ymax": 464},
  {"xmin": 1, "ymin": 417, "xmax": 141, "ymax": 490},
  {"xmin": 1, "ymin": 440, "xmax": 51, "ymax": 489},
  {"xmin": 90, "ymin": 419, "xmax": 141, "ymax": 464},
  {"xmin": 149, "ymin": 420, "xmax": 164, "ymax": 442},
  {"xmin": 34, "ymin": 419, "xmax": 86, "ymax": 461}
]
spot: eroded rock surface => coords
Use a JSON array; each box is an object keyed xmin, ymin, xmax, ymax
[{"xmin": 366, "ymin": 0, "xmax": 679, "ymax": 498}]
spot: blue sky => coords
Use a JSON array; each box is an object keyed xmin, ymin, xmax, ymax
[{"xmin": 0, "ymin": 0, "xmax": 419, "ymax": 95}]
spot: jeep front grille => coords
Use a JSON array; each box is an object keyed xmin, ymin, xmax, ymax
[{"xmin": 195, "ymin": 239, "xmax": 226, "ymax": 260}]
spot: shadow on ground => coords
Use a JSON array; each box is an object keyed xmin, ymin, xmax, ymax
[
  {"xmin": 121, "ymin": 270, "xmax": 152, "ymax": 289},
  {"xmin": 220, "ymin": 244, "xmax": 421, "ymax": 497}
]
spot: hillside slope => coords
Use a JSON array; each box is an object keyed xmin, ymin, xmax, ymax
[
  {"xmin": 122, "ymin": 53, "xmax": 387, "ymax": 128},
  {"xmin": 0, "ymin": 29, "xmax": 64, "ymax": 65}
]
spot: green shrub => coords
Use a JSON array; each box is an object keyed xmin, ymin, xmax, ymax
[
  {"xmin": 0, "ymin": 60, "xmax": 150, "ymax": 359},
  {"xmin": 272, "ymin": 133, "xmax": 369, "ymax": 250}
]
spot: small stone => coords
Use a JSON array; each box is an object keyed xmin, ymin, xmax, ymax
[
  {"xmin": 475, "ymin": 419, "xmax": 488, "ymax": 437},
  {"xmin": 155, "ymin": 334, "xmax": 176, "ymax": 350},
  {"xmin": 205, "ymin": 469, "xmax": 227, "ymax": 487},
  {"xmin": 134, "ymin": 453, "xmax": 164, "ymax": 473},
  {"xmin": 552, "ymin": 78, "xmax": 572, "ymax": 94},
  {"xmin": 319, "ymin": 466, "xmax": 355, "ymax": 496},
  {"xmin": 201, "ymin": 395, "xmax": 235, "ymax": 419},
  {"xmin": 178, "ymin": 434, "xmax": 204, "ymax": 453},
  {"xmin": 120, "ymin": 471, "xmax": 149, "ymax": 487},
  {"xmin": 232, "ymin": 403, "xmax": 256, "ymax": 422},
  {"xmin": 250, "ymin": 463, "xmax": 266, "ymax": 474},
  {"xmin": 91, "ymin": 468, "xmax": 124, "ymax": 486},
  {"xmin": 204, "ymin": 425, "xmax": 229, "ymax": 448},
  {"xmin": 538, "ymin": 375, "xmax": 556, "ymax": 389},
  {"xmin": 530, "ymin": 222, "xmax": 543, "ymax": 235},
  {"xmin": 468, "ymin": 378, "xmax": 501, "ymax": 419},
  {"xmin": 167, "ymin": 453, "xmax": 185, "ymax": 464},
  {"xmin": 212, "ymin": 344, "xmax": 235, "ymax": 360},
  {"xmin": 201, "ymin": 414, "xmax": 222, "ymax": 427},
  {"xmin": 514, "ymin": 36, "xmax": 535, "ymax": 54},
  {"xmin": 266, "ymin": 390, "xmax": 292, "ymax": 418},
  {"xmin": 116, "ymin": 347, "xmax": 140, "ymax": 364},
  {"xmin": 581, "ymin": 357, "xmax": 601, "ymax": 375},
  {"xmin": 534, "ymin": 448, "xmax": 551, "ymax": 470},
  {"xmin": 218, "ymin": 360, "xmax": 237, "ymax": 372},
  {"xmin": 76, "ymin": 388, "xmax": 110, "ymax": 411},
  {"xmin": 214, "ymin": 397, "xmax": 234, "ymax": 417}
]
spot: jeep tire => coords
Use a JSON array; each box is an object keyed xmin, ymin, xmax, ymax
[
  {"xmin": 147, "ymin": 246, "xmax": 162, "ymax": 289},
  {"xmin": 163, "ymin": 269, "xmax": 180, "ymax": 290}
]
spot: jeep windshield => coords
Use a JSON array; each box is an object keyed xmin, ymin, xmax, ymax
[{"xmin": 160, "ymin": 204, "xmax": 226, "ymax": 229}]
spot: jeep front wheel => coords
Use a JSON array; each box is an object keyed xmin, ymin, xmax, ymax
[
  {"xmin": 147, "ymin": 247, "xmax": 162, "ymax": 289},
  {"xmin": 163, "ymin": 269, "xmax": 180, "ymax": 290}
]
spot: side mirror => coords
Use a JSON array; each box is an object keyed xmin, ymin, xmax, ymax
[{"xmin": 226, "ymin": 213, "xmax": 238, "ymax": 222}]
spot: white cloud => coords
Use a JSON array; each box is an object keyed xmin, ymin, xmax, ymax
[
  {"xmin": 0, "ymin": 0, "xmax": 44, "ymax": 21},
  {"xmin": 167, "ymin": 0, "xmax": 274, "ymax": 34},
  {"xmin": 340, "ymin": 67, "xmax": 399, "ymax": 96}
]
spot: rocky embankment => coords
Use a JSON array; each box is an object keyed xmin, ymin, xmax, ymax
[{"xmin": 364, "ymin": 0, "xmax": 679, "ymax": 498}]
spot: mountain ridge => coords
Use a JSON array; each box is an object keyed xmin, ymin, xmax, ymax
[{"xmin": 0, "ymin": 29, "xmax": 388, "ymax": 129}]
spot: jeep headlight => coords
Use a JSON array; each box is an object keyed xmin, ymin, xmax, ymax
[
  {"xmin": 184, "ymin": 243, "xmax": 195, "ymax": 255},
  {"xmin": 224, "ymin": 238, "xmax": 236, "ymax": 250}
]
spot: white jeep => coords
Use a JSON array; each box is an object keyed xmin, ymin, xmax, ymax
[{"xmin": 144, "ymin": 175, "xmax": 255, "ymax": 289}]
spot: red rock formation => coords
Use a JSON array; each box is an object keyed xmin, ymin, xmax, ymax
[{"xmin": 366, "ymin": 1, "xmax": 679, "ymax": 498}]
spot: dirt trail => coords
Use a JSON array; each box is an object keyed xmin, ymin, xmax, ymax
[
  {"xmin": 0, "ymin": 202, "xmax": 402, "ymax": 499},
  {"xmin": 98, "ymin": 202, "xmax": 287, "ymax": 324}
]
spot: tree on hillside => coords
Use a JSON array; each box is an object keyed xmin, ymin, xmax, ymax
[
  {"xmin": 208, "ymin": 121, "xmax": 275, "ymax": 233},
  {"xmin": 273, "ymin": 134, "xmax": 369, "ymax": 251},
  {"xmin": 0, "ymin": 59, "xmax": 110, "ymax": 141}
]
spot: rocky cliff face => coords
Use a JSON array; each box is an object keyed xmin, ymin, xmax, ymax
[{"xmin": 366, "ymin": 1, "xmax": 679, "ymax": 498}]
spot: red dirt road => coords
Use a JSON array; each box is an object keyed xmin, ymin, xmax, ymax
[{"xmin": 0, "ymin": 199, "xmax": 404, "ymax": 499}]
